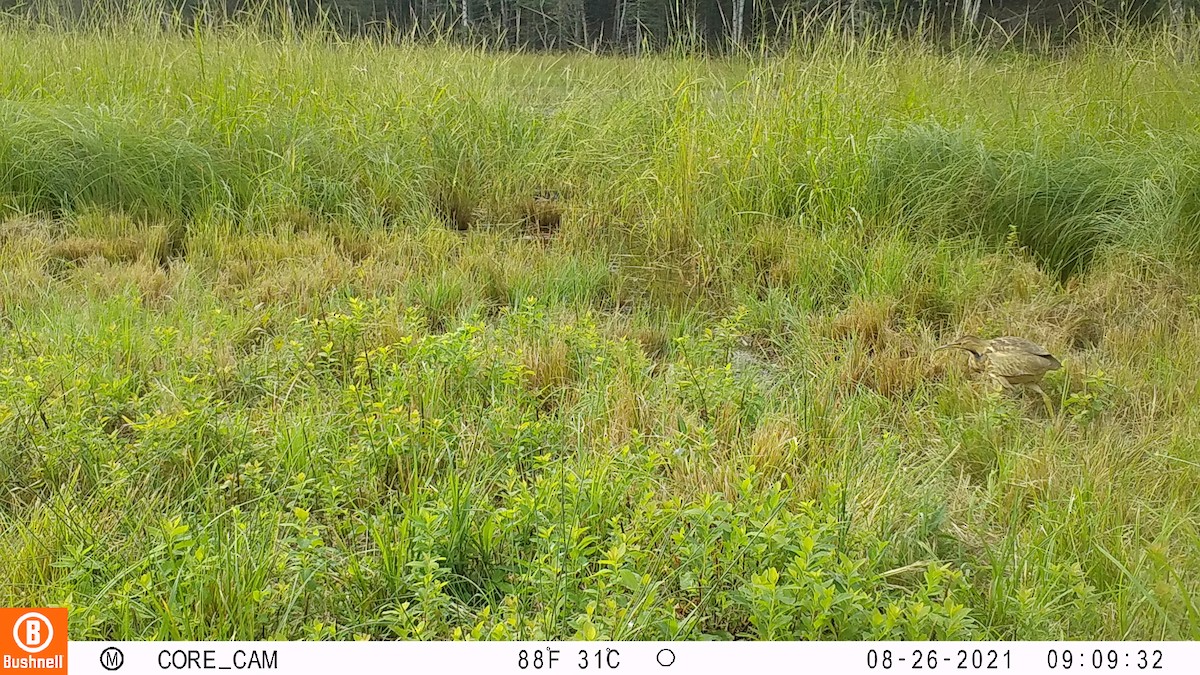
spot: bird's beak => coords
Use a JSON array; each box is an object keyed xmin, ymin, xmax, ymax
[{"xmin": 933, "ymin": 344, "xmax": 952, "ymax": 352}]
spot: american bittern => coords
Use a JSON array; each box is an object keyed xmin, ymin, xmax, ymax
[{"xmin": 935, "ymin": 335, "xmax": 1062, "ymax": 414}]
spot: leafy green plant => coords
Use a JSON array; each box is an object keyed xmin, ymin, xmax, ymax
[{"xmin": 1063, "ymin": 370, "xmax": 1116, "ymax": 425}]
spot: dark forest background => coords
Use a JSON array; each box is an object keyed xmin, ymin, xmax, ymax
[{"xmin": 3, "ymin": 0, "xmax": 1197, "ymax": 50}]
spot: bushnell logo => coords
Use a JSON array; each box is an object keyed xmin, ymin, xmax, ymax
[{"xmin": 1, "ymin": 608, "xmax": 67, "ymax": 674}]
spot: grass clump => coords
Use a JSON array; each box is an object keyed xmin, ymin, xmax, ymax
[
  {"xmin": 869, "ymin": 122, "xmax": 1167, "ymax": 280},
  {"xmin": 0, "ymin": 101, "xmax": 247, "ymax": 221}
]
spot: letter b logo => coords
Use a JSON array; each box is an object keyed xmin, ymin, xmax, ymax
[{"xmin": 14, "ymin": 612, "xmax": 54, "ymax": 653}]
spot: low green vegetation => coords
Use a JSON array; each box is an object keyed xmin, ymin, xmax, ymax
[{"xmin": 1, "ymin": 17, "xmax": 1199, "ymax": 639}]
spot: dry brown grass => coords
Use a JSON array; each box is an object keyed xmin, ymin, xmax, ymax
[
  {"xmin": 521, "ymin": 337, "xmax": 573, "ymax": 399},
  {"xmin": 49, "ymin": 234, "xmax": 156, "ymax": 265},
  {"xmin": 72, "ymin": 257, "xmax": 182, "ymax": 306},
  {"xmin": 59, "ymin": 211, "xmax": 174, "ymax": 263},
  {"xmin": 748, "ymin": 416, "xmax": 801, "ymax": 474},
  {"xmin": 821, "ymin": 298, "xmax": 945, "ymax": 399},
  {"xmin": 823, "ymin": 297, "xmax": 896, "ymax": 351},
  {"xmin": 0, "ymin": 218, "xmax": 54, "ymax": 308}
]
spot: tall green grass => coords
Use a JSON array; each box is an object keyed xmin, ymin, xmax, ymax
[{"xmin": 1, "ymin": 15, "xmax": 1199, "ymax": 640}]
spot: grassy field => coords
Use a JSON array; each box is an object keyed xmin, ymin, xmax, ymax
[{"xmin": 1, "ymin": 17, "xmax": 1199, "ymax": 640}]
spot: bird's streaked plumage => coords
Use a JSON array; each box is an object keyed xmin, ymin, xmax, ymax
[{"xmin": 935, "ymin": 335, "xmax": 1061, "ymax": 412}]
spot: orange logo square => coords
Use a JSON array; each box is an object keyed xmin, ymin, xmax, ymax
[{"xmin": 0, "ymin": 609, "xmax": 67, "ymax": 674}]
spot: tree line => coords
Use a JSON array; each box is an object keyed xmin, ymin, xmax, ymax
[{"xmin": 6, "ymin": 0, "xmax": 1196, "ymax": 50}]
